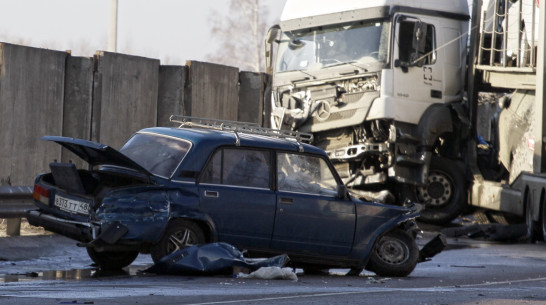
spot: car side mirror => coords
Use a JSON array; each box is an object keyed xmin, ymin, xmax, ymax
[{"xmin": 337, "ymin": 185, "xmax": 349, "ymax": 199}]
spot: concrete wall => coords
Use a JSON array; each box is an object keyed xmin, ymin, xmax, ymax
[
  {"xmin": 92, "ymin": 52, "xmax": 160, "ymax": 150},
  {"xmin": 0, "ymin": 44, "xmax": 270, "ymax": 186},
  {"xmin": 0, "ymin": 44, "xmax": 67, "ymax": 186},
  {"xmin": 185, "ymin": 61, "xmax": 239, "ymax": 120},
  {"xmin": 238, "ymin": 72, "xmax": 272, "ymax": 126},
  {"xmin": 157, "ymin": 65, "xmax": 186, "ymax": 127},
  {"xmin": 61, "ymin": 56, "xmax": 94, "ymax": 167}
]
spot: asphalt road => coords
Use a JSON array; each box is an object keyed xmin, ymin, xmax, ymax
[{"xmin": 1, "ymin": 232, "xmax": 546, "ymax": 304}]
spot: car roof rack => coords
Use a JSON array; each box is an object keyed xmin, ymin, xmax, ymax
[{"xmin": 170, "ymin": 115, "xmax": 313, "ymax": 149}]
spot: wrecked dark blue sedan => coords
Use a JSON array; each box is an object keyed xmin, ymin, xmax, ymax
[{"xmin": 28, "ymin": 116, "xmax": 421, "ymax": 276}]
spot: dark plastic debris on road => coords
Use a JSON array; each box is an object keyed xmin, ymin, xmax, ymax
[{"xmin": 144, "ymin": 242, "xmax": 290, "ymax": 276}]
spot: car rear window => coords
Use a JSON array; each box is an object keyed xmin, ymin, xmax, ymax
[{"xmin": 120, "ymin": 133, "xmax": 191, "ymax": 178}]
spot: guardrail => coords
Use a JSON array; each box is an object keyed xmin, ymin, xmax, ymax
[{"xmin": 0, "ymin": 185, "xmax": 36, "ymax": 236}]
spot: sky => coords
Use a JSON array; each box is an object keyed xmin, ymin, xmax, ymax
[{"xmin": 0, "ymin": 0, "xmax": 286, "ymax": 65}]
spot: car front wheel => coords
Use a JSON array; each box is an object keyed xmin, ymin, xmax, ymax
[
  {"xmin": 366, "ymin": 229, "xmax": 418, "ymax": 277},
  {"xmin": 86, "ymin": 248, "xmax": 139, "ymax": 270},
  {"xmin": 151, "ymin": 219, "xmax": 206, "ymax": 263}
]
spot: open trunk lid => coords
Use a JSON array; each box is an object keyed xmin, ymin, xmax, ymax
[{"xmin": 42, "ymin": 136, "xmax": 152, "ymax": 176}]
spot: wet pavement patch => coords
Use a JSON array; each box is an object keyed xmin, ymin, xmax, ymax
[{"xmin": 1, "ymin": 265, "xmax": 151, "ymax": 283}]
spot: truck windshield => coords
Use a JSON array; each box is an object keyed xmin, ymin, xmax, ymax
[{"xmin": 276, "ymin": 20, "xmax": 389, "ymax": 73}]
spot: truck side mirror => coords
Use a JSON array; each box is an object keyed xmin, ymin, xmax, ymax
[
  {"xmin": 265, "ymin": 25, "xmax": 280, "ymax": 74},
  {"xmin": 266, "ymin": 25, "xmax": 280, "ymax": 44}
]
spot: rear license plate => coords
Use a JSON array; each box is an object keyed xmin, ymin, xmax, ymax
[{"xmin": 54, "ymin": 195, "xmax": 90, "ymax": 215}]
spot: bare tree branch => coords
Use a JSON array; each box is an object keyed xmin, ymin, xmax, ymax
[{"xmin": 205, "ymin": 0, "xmax": 273, "ymax": 72}]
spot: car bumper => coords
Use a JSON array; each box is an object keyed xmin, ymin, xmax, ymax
[{"xmin": 26, "ymin": 210, "xmax": 97, "ymax": 242}]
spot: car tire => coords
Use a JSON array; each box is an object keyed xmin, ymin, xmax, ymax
[
  {"xmin": 86, "ymin": 248, "xmax": 139, "ymax": 270},
  {"xmin": 416, "ymin": 156, "xmax": 467, "ymax": 224},
  {"xmin": 366, "ymin": 229, "xmax": 418, "ymax": 277},
  {"xmin": 151, "ymin": 219, "xmax": 206, "ymax": 263}
]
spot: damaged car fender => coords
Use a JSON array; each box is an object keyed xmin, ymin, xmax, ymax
[
  {"xmin": 350, "ymin": 201, "xmax": 420, "ymax": 265},
  {"xmin": 96, "ymin": 186, "xmax": 217, "ymax": 244},
  {"xmin": 95, "ymin": 186, "xmax": 171, "ymax": 243}
]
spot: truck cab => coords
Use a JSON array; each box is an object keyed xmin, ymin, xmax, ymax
[{"xmin": 266, "ymin": 0, "xmax": 471, "ymax": 223}]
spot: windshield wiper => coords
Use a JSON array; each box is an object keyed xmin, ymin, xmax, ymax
[
  {"xmin": 322, "ymin": 59, "xmax": 369, "ymax": 74},
  {"xmin": 326, "ymin": 61, "xmax": 369, "ymax": 74},
  {"xmin": 291, "ymin": 70, "xmax": 317, "ymax": 84}
]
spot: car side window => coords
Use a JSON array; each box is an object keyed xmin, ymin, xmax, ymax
[
  {"xmin": 277, "ymin": 152, "xmax": 338, "ymax": 196},
  {"xmin": 201, "ymin": 148, "xmax": 271, "ymax": 189}
]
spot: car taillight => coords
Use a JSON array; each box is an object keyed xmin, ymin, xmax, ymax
[{"xmin": 33, "ymin": 184, "xmax": 50, "ymax": 205}]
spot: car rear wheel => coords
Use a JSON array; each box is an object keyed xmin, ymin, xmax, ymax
[
  {"xmin": 366, "ymin": 229, "xmax": 418, "ymax": 277},
  {"xmin": 86, "ymin": 248, "xmax": 139, "ymax": 270},
  {"xmin": 151, "ymin": 219, "xmax": 206, "ymax": 263}
]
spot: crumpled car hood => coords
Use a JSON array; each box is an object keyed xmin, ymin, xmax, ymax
[{"xmin": 42, "ymin": 136, "xmax": 151, "ymax": 176}]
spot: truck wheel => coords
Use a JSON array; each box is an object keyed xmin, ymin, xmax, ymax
[
  {"xmin": 525, "ymin": 194, "xmax": 541, "ymax": 243},
  {"xmin": 86, "ymin": 248, "xmax": 138, "ymax": 270},
  {"xmin": 541, "ymin": 197, "xmax": 546, "ymax": 241},
  {"xmin": 365, "ymin": 229, "xmax": 418, "ymax": 277},
  {"xmin": 151, "ymin": 219, "xmax": 206, "ymax": 263},
  {"xmin": 416, "ymin": 157, "xmax": 466, "ymax": 224}
]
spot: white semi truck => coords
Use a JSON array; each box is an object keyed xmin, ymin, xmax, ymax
[{"xmin": 265, "ymin": 0, "xmax": 546, "ymax": 236}]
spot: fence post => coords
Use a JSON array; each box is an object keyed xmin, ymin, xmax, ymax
[{"xmin": 6, "ymin": 218, "xmax": 21, "ymax": 236}]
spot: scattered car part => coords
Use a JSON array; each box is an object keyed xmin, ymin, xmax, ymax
[{"xmin": 144, "ymin": 242, "xmax": 289, "ymax": 276}]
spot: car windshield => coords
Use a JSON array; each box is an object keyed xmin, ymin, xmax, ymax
[
  {"xmin": 120, "ymin": 133, "xmax": 191, "ymax": 178},
  {"xmin": 276, "ymin": 19, "xmax": 389, "ymax": 73}
]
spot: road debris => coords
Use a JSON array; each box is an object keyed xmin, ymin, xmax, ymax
[
  {"xmin": 418, "ymin": 234, "xmax": 447, "ymax": 262},
  {"xmin": 442, "ymin": 224, "xmax": 527, "ymax": 242},
  {"xmin": 236, "ymin": 267, "xmax": 298, "ymax": 281},
  {"xmin": 143, "ymin": 242, "xmax": 289, "ymax": 276}
]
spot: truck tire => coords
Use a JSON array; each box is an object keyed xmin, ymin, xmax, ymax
[
  {"xmin": 365, "ymin": 229, "xmax": 418, "ymax": 277},
  {"xmin": 541, "ymin": 197, "xmax": 546, "ymax": 241},
  {"xmin": 525, "ymin": 194, "xmax": 541, "ymax": 243},
  {"xmin": 416, "ymin": 157, "xmax": 466, "ymax": 224},
  {"xmin": 86, "ymin": 248, "xmax": 139, "ymax": 270},
  {"xmin": 151, "ymin": 219, "xmax": 206, "ymax": 263}
]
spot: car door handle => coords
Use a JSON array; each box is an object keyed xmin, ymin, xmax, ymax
[
  {"xmin": 280, "ymin": 197, "xmax": 293, "ymax": 204},
  {"xmin": 205, "ymin": 191, "xmax": 219, "ymax": 198}
]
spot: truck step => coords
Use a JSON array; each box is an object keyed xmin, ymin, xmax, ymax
[
  {"xmin": 397, "ymin": 132, "xmax": 421, "ymax": 144},
  {"xmin": 396, "ymin": 156, "xmax": 425, "ymax": 167}
]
